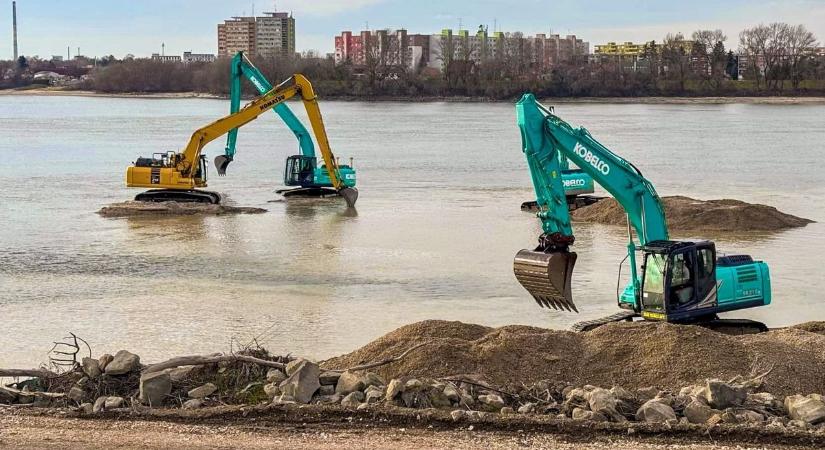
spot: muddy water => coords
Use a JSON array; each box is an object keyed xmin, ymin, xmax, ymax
[{"xmin": 1, "ymin": 96, "xmax": 823, "ymax": 368}]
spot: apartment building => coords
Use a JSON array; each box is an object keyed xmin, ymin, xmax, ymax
[{"xmin": 217, "ymin": 12, "xmax": 295, "ymax": 58}]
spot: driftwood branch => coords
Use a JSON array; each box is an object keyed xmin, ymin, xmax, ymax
[
  {"xmin": 1, "ymin": 386, "xmax": 65, "ymax": 398},
  {"xmin": 142, "ymin": 354, "xmax": 286, "ymax": 374},
  {"xmin": 0, "ymin": 369, "xmax": 61, "ymax": 379},
  {"xmin": 329, "ymin": 341, "xmax": 431, "ymax": 373}
]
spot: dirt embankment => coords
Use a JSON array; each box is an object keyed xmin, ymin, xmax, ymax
[
  {"xmin": 325, "ymin": 320, "xmax": 825, "ymax": 398},
  {"xmin": 97, "ymin": 201, "xmax": 266, "ymax": 217},
  {"xmin": 570, "ymin": 196, "xmax": 813, "ymax": 232}
]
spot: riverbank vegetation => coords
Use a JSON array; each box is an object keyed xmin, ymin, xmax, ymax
[{"xmin": 2, "ymin": 23, "xmax": 823, "ymax": 99}]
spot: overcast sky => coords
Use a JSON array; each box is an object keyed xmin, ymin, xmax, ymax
[{"xmin": 3, "ymin": 0, "xmax": 824, "ymax": 59}]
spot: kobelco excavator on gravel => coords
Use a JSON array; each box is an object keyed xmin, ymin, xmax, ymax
[
  {"xmin": 513, "ymin": 94, "xmax": 771, "ymax": 333},
  {"xmin": 126, "ymin": 74, "xmax": 358, "ymax": 207},
  {"xmin": 215, "ymin": 52, "xmax": 357, "ymax": 200}
]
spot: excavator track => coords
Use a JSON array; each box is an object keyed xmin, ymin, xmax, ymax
[
  {"xmin": 276, "ymin": 187, "xmax": 341, "ymax": 198},
  {"xmin": 696, "ymin": 318, "xmax": 769, "ymax": 335},
  {"xmin": 570, "ymin": 310, "xmax": 638, "ymax": 332},
  {"xmin": 134, "ymin": 189, "xmax": 222, "ymax": 204}
]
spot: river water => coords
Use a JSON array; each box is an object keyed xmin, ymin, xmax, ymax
[{"xmin": 1, "ymin": 95, "xmax": 823, "ymax": 368}]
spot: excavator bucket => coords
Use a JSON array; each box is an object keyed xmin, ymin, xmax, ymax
[
  {"xmin": 513, "ymin": 249, "xmax": 578, "ymax": 312},
  {"xmin": 214, "ymin": 155, "xmax": 232, "ymax": 176},
  {"xmin": 339, "ymin": 187, "xmax": 359, "ymax": 207}
]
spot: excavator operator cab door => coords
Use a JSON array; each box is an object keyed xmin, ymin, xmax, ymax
[
  {"xmin": 640, "ymin": 242, "xmax": 718, "ymax": 321},
  {"xmin": 194, "ymin": 155, "xmax": 209, "ymax": 185},
  {"xmin": 284, "ymin": 155, "xmax": 317, "ymax": 187}
]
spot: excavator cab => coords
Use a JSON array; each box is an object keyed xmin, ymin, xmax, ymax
[
  {"xmin": 638, "ymin": 241, "xmax": 718, "ymax": 321},
  {"xmin": 284, "ymin": 155, "xmax": 317, "ymax": 187}
]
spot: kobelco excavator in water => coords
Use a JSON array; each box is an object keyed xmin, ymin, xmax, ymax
[
  {"xmin": 513, "ymin": 94, "xmax": 770, "ymax": 333},
  {"xmin": 215, "ymin": 52, "xmax": 357, "ymax": 200},
  {"xmin": 126, "ymin": 74, "xmax": 359, "ymax": 207}
]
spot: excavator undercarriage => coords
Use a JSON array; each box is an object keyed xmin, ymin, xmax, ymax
[{"xmin": 570, "ymin": 311, "xmax": 768, "ymax": 335}]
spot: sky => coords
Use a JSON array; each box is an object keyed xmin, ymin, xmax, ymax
[{"xmin": 2, "ymin": 0, "xmax": 824, "ymax": 59}]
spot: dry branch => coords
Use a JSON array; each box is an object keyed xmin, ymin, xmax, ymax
[
  {"xmin": 0, "ymin": 368, "xmax": 61, "ymax": 379},
  {"xmin": 1, "ymin": 386, "xmax": 65, "ymax": 398},
  {"xmin": 142, "ymin": 354, "xmax": 286, "ymax": 374},
  {"xmin": 328, "ymin": 341, "xmax": 431, "ymax": 373}
]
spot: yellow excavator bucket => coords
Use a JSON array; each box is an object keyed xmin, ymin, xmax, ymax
[{"xmin": 513, "ymin": 249, "xmax": 578, "ymax": 311}]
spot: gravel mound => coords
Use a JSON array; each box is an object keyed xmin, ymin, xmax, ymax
[
  {"xmin": 570, "ymin": 196, "xmax": 812, "ymax": 232},
  {"xmin": 325, "ymin": 320, "xmax": 825, "ymax": 397},
  {"xmin": 98, "ymin": 201, "xmax": 266, "ymax": 217}
]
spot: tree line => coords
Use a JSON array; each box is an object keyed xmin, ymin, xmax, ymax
[{"xmin": 2, "ymin": 22, "xmax": 823, "ymax": 98}]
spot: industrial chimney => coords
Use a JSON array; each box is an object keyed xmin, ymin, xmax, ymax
[{"xmin": 12, "ymin": 1, "xmax": 18, "ymax": 60}]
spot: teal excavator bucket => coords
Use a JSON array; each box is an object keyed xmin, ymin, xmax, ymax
[{"xmin": 513, "ymin": 248, "xmax": 578, "ymax": 311}]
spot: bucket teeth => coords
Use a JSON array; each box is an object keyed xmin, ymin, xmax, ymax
[{"xmin": 513, "ymin": 249, "xmax": 578, "ymax": 312}]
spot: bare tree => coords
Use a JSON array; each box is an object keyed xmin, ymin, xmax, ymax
[
  {"xmin": 692, "ymin": 29, "xmax": 727, "ymax": 90},
  {"xmin": 784, "ymin": 24, "xmax": 818, "ymax": 89},
  {"xmin": 662, "ymin": 33, "xmax": 692, "ymax": 92}
]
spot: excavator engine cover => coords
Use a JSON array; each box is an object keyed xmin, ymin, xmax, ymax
[
  {"xmin": 214, "ymin": 155, "xmax": 233, "ymax": 176},
  {"xmin": 513, "ymin": 249, "xmax": 578, "ymax": 311}
]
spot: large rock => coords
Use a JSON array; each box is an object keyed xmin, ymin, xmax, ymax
[
  {"xmin": 139, "ymin": 371, "xmax": 172, "ymax": 406},
  {"xmin": 81, "ymin": 358, "xmax": 101, "ymax": 379},
  {"xmin": 365, "ymin": 385, "xmax": 384, "ymax": 404},
  {"xmin": 188, "ymin": 383, "xmax": 218, "ymax": 399},
  {"xmin": 385, "ymin": 378, "xmax": 406, "ymax": 403},
  {"xmin": 478, "ymin": 394, "xmax": 505, "ymax": 412},
  {"xmin": 183, "ymin": 399, "xmax": 203, "ymax": 409},
  {"xmin": 341, "ymin": 391, "xmax": 365, "ymax": 408},
  {"xmin": 785, "ymin": 394, "xmax": 825, "ymax": 425},
  {"xmin": 427, "ymin": 387, "xmax": 452, "ymax": 408},
  {"xmin": 104, "ymin": 396, "xmax": 125, "ymax": 409},
  {"xmin": 105, "ymin": 350, "xmax": 140, "ymax": 375},
  {"xmin": 363, "ymin": 372, "xmax": 385, "ymax": 389},
  {"xmin": 683, "ymin": 399, "xmax": 720, "ymax": 424},
  {"xmin": 335, "ymin": 371, "xmax": 366, "ymax": 395},
  {"xmin": 572, "ymin": 407, "xmax": 607, "ymax": 422},
  {"xmin": 703, "ymin": 380, "xmax": 746, "ymax": 409},
  {"xmin": 587, "ymin": 388, "xmax": 625, "ymax": 422},
  {"xmin": 319, "ymin": 371, "xmax": 341, "ymax": 386},
  {"xmin": 264, "ymin": 383, "xmax": 281, "ymax": 399},
  {"xmin": 97, "ymin": 354, "xmax": 114, "ymax": 372},
  {"xmin": 68, "ymin": 385, "xmax": 86, "ymax": 404},
  {"xmin": 93, "ymin": 396, "xmax": 108, "ymax": 413},
  {"xmin": 636, "ymin": 399, "xmax": 677, "ymax": 423},
  {"xmin": 443, "ymin": 384, "xmax": 460, "ymax": 403},
  {"xmin": 166, "ymin": 366, "xmax": 198, "ymax": 383},
  {"xmin": 278, "ymin": 359, "xmax": 320, "ymax": 404},
  {"xmin": 266, "ymin": 369, "xmax": 287, "ymax": 385}
]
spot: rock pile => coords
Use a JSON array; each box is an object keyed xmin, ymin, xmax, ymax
[{"xmin": 570, "ymin": 195, "xmax": 813, "ymax": 232}]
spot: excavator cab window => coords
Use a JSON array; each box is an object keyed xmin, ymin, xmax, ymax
[
  {"xmin": 641, "ymin": 252, "xmax": 667, "ymax": 311},
  {"xmin": 669, "ymin": 250, "xmax": 696, "ymax": 306},
  {"xmin": 284, "ymin": 155, "xmax": 316, "ymax": 186},
  {"xmin": 195, "ymin": 155, "xmax": 208, "ymax": 182}
]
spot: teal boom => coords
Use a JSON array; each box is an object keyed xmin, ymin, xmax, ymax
[{"xmin": 224, "ymin": 51, "xmax": 315, "ymax": 160}]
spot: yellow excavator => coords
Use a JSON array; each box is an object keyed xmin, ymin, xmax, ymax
[{"xmin": 126, "ymin": 74, "xmax": 359, "ymax": 207}]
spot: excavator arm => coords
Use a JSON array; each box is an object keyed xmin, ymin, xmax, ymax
[
  {"xmin": 514, "ymin": 93, "xmax": 668, "ymax": 311},
  {"xmin": 217, "ymin": 52, "xmax": 315, "ymax": 175}
]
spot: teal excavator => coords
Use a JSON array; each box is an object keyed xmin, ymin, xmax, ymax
[
  {"xmin": 215, "ymin": 51, "xmax": 357, "ymax": 199},
  {"xmin": 513, "ymin": 94, "xmax": 771, "ymax": 333}
]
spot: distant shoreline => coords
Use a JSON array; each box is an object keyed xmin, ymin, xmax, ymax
[{"xmin": 2, "ymin": 87, "xmax": 825, "ymax": 104}]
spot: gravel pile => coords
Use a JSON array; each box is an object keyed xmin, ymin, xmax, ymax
[
  {"xmin": 570, "ymin": 196, "xmax": 812, "ymax": 232},
  {"xmin": 325, "ymin": 320, "xmax": 825, "ymax": 397}
]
